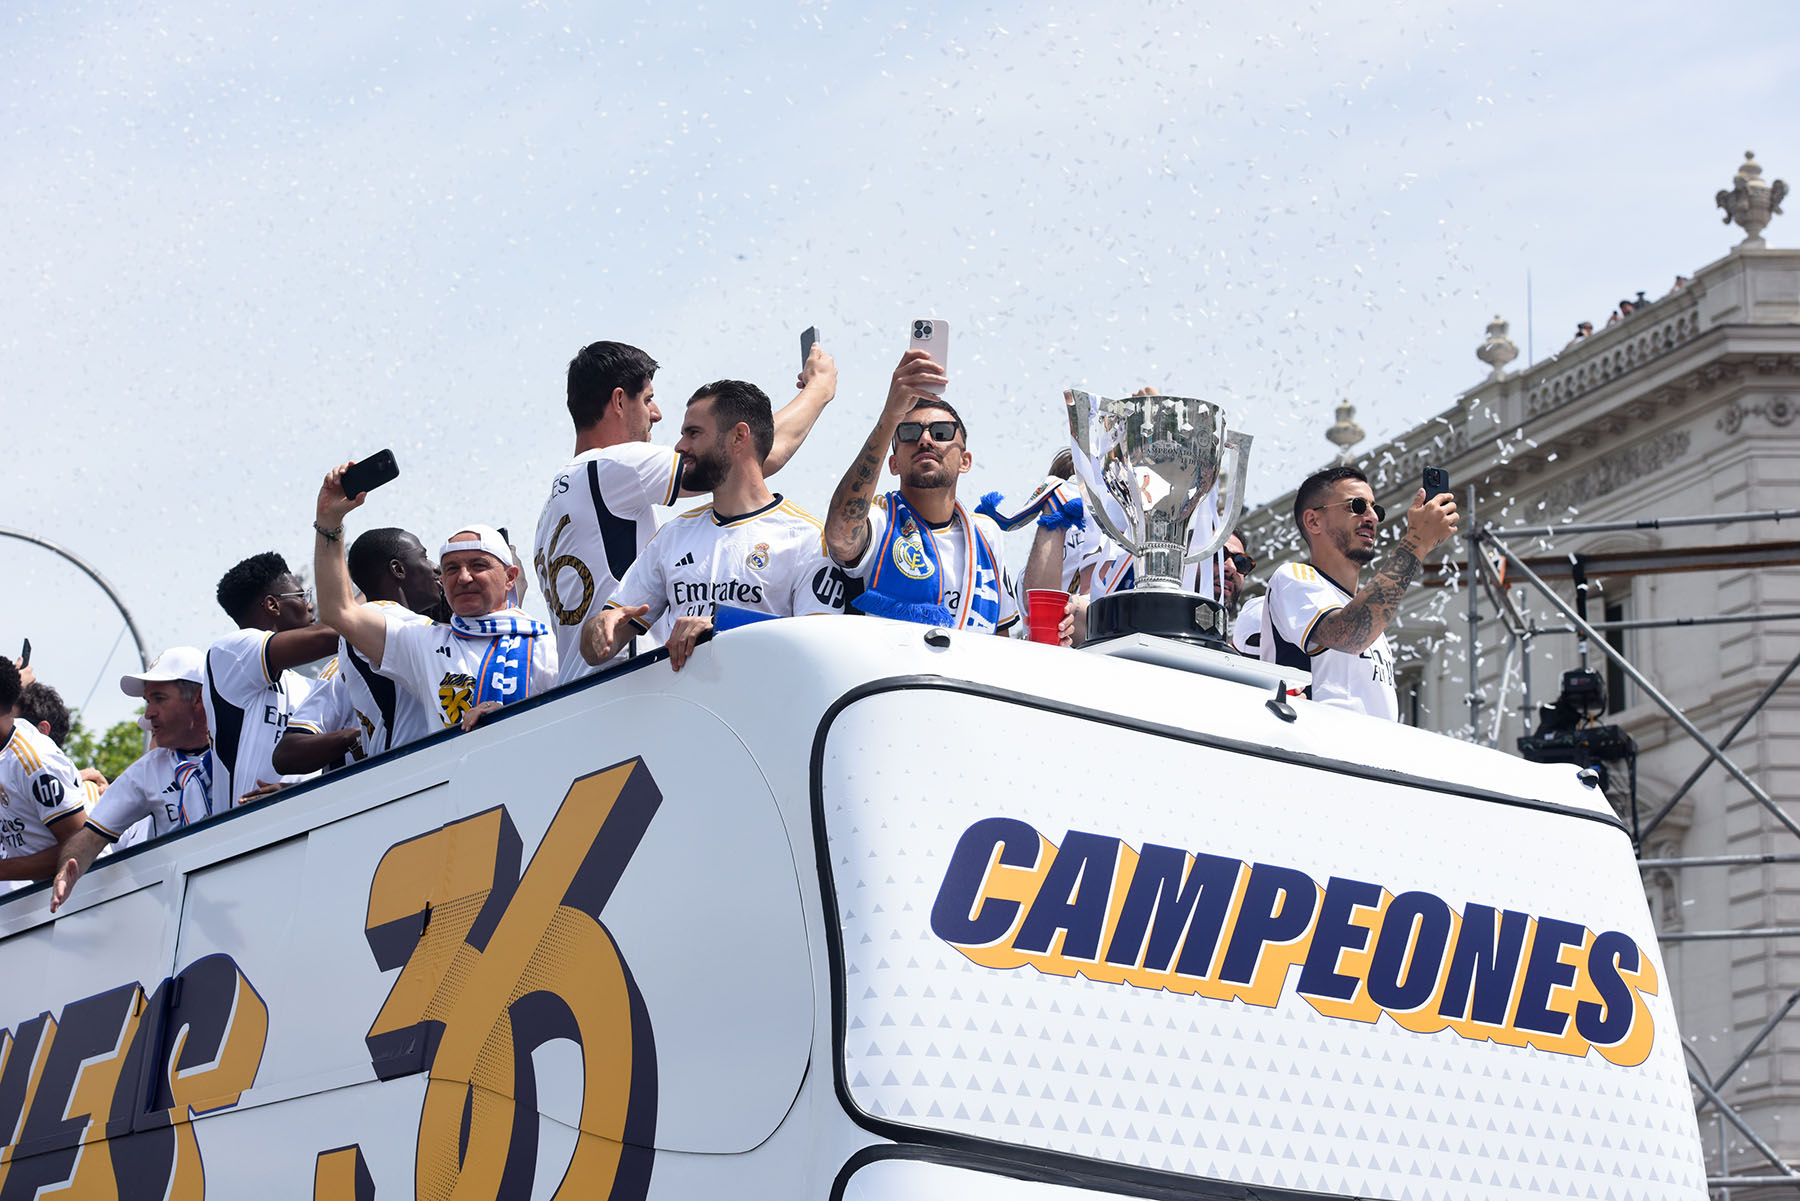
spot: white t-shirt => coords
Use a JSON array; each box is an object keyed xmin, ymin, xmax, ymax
[
  {"xmin": 86, "ymin": 746, "xmax": 218, "ymax": 843},
  {"xmin": 378, "ymin": 609, "xmax": 559, "ymax": 730},
  {"xmin": 1232, "ymin": 594, "xmax": 1266, "ymax": 657},
  {"xmin": 0, "ymin": 723, "xmax": 86, "ymax": 861},
  {"xmin": 301, "ymin": 607, "xmax": 438, "ymax": 759},
  {"xmin": 535, "ymin": 442, "xmax": 684, "ymax": 682},
  {"xmin": 841, "ymin": 497, "xmax": 1020, "ymax": 634},
  {"xmin": 613, "ymin": 495, "xmax": 846, "ymax": 630},
  {"xmin": 1259, "ymin": 562, "xmax": 1398, "ymax": 720},
  {"xmin": 203, "ymin": 629, "xmax": 313, "ymax": 804}
]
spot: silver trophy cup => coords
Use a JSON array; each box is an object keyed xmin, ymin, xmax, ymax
[{"xmin": 1067, "ymin": 390, "xmax": 1253, "ymax": 644}]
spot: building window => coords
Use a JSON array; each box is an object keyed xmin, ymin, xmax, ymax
[
  {"xmin": 1396, "ymin": 664, "xmax": 1426, "ymax": 727},
  {"xmin": 1603, "ymin": 599, "xmax": 1631, "ymax": 714}
]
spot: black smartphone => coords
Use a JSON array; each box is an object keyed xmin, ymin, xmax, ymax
[
  {"xmin": 18, "ymin": 638, "xmax": 29, "ymax": 668},
  {"xmin": 342, "ymin": 450, "xmax": 400, "ymax": 498},
  {"xmin": 800, "ymin": 326, "xmax": 820, "ymax": 367},
  {"xmin": 1423, "ymin": 465, "xmax": 1451, "ymax": 500}
]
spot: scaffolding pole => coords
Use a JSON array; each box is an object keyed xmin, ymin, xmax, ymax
[
  {"xmin": 1487, "ymin": 505, "xmax": 1800, "ymax": 541},
  {"xmin": 1465, "ymin": 485, "xmax": 1481, "ymax": 741}
]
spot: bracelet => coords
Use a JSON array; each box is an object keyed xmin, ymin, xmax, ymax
[{"xmin": 313, "ymin": 521, "xmax": 344, "ymax": 543}]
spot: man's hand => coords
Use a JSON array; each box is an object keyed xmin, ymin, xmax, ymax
[
  {"xmin": 317, "ymin": 463, "xmax": 368, "ymax": 529},
  {"xmin": 885, "ymin": 348, "xmax": 948, "ymax": 419},
  {"xmin": 580, "ymin": 605, "xmax": 649, "ymax": 666},
  {"xmin": 50, "ymin": 826, "xmax": 110, "ymax": 913},
  {"xmin": 238, "ymin": 779, "xmax": 285, "ymax": 806},
  {"xmin": 824, "ymin": 349, "xmax": 948, "ymax": 566},
  {"xmin": 796, "ymin": 344, "xmax": 838, "ymax": 397},
  {"xmin": 1060, "ymin": 593, "xmax": 1091, "ymax": 648},
  {"xmin": 78, "ymin": 767, "xmax": 108, "ymax": 795},
  {"xmin": 1403, "ymin": 487, "xmax": 1460, "ymax": 553},
  {"xmin": 12, "ymin": 660, "xmax": 34, "ymax": 689},
  {"xmin": 460, "ymin": 700, "xmax": 504, "ymax": 732},
  {"xmin": 665, "ymin": 614, "xmax": 714, "ymax": 671},
  {"xmin": 50, "ymin": 856, "xmax": 83, "ymax": 912}
]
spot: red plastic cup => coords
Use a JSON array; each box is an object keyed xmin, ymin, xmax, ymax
[{"xmin": 1026, "ymin": 589, "xmax": 1067, "ymax": 645}]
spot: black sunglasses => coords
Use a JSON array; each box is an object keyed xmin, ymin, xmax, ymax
[
  {"xmin": 896, "ymin": 419, "xmax": 961, "ymax": 444},
  {"xmin": 1311, "ymin": 497, "xmax": 1386, "ymax": 523},
  {"xmin": 1227, "ymin": 552, "xmax": 1255, "ymax": 574}
]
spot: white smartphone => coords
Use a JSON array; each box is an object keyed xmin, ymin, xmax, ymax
[{"xmin": 908, "ymin": 318, "xmax": 949, "ymax": 395}]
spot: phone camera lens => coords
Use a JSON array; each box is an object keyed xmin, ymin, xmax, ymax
[{"xmin": 914, "ymin": 321, "xmax": 931, "ymax": 339}]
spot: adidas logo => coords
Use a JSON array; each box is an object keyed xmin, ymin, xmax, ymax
[{"xmin": 675, "ymin": 552, "xmax": 695, "ymax": 567}]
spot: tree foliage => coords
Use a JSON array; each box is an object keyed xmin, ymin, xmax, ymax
[{"xmin": 65, "ymin": 710, "xmax": 146, "ymax": 782}]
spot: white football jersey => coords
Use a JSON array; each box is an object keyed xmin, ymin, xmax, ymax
[
  {"xmin": 613, "ymin": 495, "xmax": 847, "ymax": 630},
  {"xmin": 203, "ymin": 629, "xmax": 314, "ymax": 804},
  {"xmin": 1259, "ymin": 562, "xmax": 1398, "ymax": 721},
  {"xmin": 0, "ymin": 722, "xmax": 85, "ymax": 860},
  {"xmin": 378, "ymin": 610, "xmax": 558, "ymax": 730},
  {"xmin": 841, "ymin": 498, "xmax": 1020, "ymax": 634},
  {"xmin": 1232, "ymin": 594, "xmax": 1266, "ymax": 657},
  {"xmin": 86, "ymin": 746, "xmax": 218, "ymax": 843},
  {"xmin": 535, "ymin": 442, "xmax": 684, "ymax": 683},
  {"xmin": 315, "ymin": 605, "xmax": 438, "ymax": 758}
]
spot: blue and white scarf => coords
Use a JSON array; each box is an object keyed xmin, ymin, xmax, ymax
[
  {"xmin": 450, "ymin": 609, "xmax": 550, "ymax": 706},
  {"xmin": 854, "ymin": 492, "xmax": 1002, "ymax": 630},
  {"xmin": 975, "ymin": 476, "xmax": 1086, "ymax": 533}
]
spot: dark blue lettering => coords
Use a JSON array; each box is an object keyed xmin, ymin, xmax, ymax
[
  {"xmin": 1438, "ymin": 904, "xmax": 1529, "ymax": 1025},
  {"xmin": 1013, "ymin": 832, "xmax": 1121, "ymax": 960},
  {"xmin": 1575, "ymin": 930, "xmax": 1642, "ymax": 1046},
  {"xmin": 929, "ymin": 818, "xmax": 1042, "ymax": 947},
  {"xmin": 1102, "ymin": 846, "xmax": 1241, "ymax": 977},
  {"xmin": 1218, "ymin": 864, "xmax": 1319, "ymax": 985},
  {"xmin": 1296, "ymin": 876, "xmax": 1383, "ymax": 1002},
  {"xmin": 1513, "ymin": 917, "xmax": 1586, "ymax": 1037},
  {"xmin": 2, "ymin": 985, "xmax": 136, "ymax": 1199},
  {"xmin": 1366, "ymin": 891, "xmax": 1454, "ymax": 1012}
]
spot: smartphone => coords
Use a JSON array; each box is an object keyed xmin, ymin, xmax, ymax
[
  {"xmin": 18, "ymin": 639, "xmax": 29, "ymax": 668},
  {"xmin": 908, "ymin": 318, "xmax": 948, "ymax": 395},
  {"xmin": 800, "ymin": 326, "xmax": 820, "ymax": 367},
  {"xmin": 1423, "ymin": 465, "xmax": 1451, "ymax": 500},
  {"xmin": 341, "ymin": 449, "xmax": 400, "ymax": 498}
]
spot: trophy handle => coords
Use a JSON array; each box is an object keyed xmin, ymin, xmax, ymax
[
  {"xmin": 1184, "ymin": 429, "xmax": 1254, "ymax": 563},
  {"xmin": 1065, "ymin": 389, "xmax": 1139, "ymax": 553}
]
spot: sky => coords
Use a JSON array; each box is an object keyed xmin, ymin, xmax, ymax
[{"xmin": 5, "ymin": 0, "xmax": 1796, "ymax": 732}]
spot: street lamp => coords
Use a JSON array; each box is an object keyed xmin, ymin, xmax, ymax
[{"xmin": 0, "ymin": 526, "xmax": 152, "ymax": 672}]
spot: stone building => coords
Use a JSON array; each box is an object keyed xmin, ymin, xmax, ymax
[{"xmin": 1238, "ymin": 151, "xmax": 1800, "ymax": 1189}]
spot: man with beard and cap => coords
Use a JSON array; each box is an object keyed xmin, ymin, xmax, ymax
[
  {"xmin": 579, "ymin": 379, "xmax": 845, "ymax": 672},
  {"xmin": 275, "ymin": 525, "xmax": 444, "ymax": 772},
  {"xmin": 314, "ymin": 469, "xmax": 557, "ymax": 732},
  {"xmin": 822, "ymin": 349, "xmax": 1018, "ymax": 634},
  {"xmin": 537, "ymin": 338, "xmax": 838, "ymax": 681},
  {"xmin": 49, "ymin": 647, "xmax": 216, "ymax": 910},
  {"xmin": 1258, "ymin": 465, "xmax": 1457, "ymax": 719}
]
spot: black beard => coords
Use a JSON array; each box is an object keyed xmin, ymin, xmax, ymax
[
  {"xmin": 1346, "ymin": 544, "xmax": 1378, "ymax": 565},
  {"xmin": 683, "ymin": 449, "xmax": 728, "ymax": 493}
]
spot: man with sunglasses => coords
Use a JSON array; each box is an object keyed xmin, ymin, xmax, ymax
[
  {"xmin": 823, "ymin": 350, "xmax": 1019, "ymax": 635},
  {"xmin": 1260, "ymin": 465, "xmax": 1458, "ymax": 719},
  {"xmin": 206, "ymin": 551, "xmax": 341, "ymax": 804}
]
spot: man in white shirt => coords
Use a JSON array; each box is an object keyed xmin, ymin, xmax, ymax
[
  {"xmin": 0, "ymin": 657, "xmax": 87, "ymax": 888},
  {"xmin": 275, "ymin": 525, "xmax": 443, "ymax": 771},
  {"xmin": 316, "ymin": 477, "xmax": 557, "ymax": 732},
  {"xmin": 50, "ymin": 647, "xmax": 216, "ymax": 910},
  {"xmin": 206, "ymin": 552, "xmax": 340, "ymax": 805},
  {"xmin": 537, "ymin": 338, "xmax": 838, "ymax": 681},
  {"xmin": 1258, "ymin": 465, "xmax": 1458, "ymax": 719},
  {"xmin": 581, "ymin": 379, "xmax": 846, "ymax": 672},
  {"xmin": 822, "ymin": 350, "xmax": 1019, "ymax": 635}
]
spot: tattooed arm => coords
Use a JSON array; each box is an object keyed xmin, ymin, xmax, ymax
[
  {"xmin": 823, "ymin": 349, "xmax": 947, "ymax": 565},
  {"xmin": 1311, "ymin": 490, "xmax": 1458, "ymax": 655}
]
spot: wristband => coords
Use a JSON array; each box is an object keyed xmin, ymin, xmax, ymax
[{"xmin": 313, "ymin": 521, "xmax": 344, "ymax": 543}]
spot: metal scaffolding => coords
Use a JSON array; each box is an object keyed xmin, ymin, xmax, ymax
[{"xmin": 1457, "ymin": 507, "xmax": 1800, "ymax": 1196}]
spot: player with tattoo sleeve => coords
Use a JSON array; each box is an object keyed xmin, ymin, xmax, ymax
[{"xmin": 1259, "ymin": 465, "xmax": 1458, "ymax": 720}]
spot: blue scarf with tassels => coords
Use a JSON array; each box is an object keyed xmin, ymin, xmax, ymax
[
  {"xmin": 450, "ymin": 609, "xmax": 549, "ymax": 706},
  {"xmin": 854, "ymin": 492, "xmax": 1003, "ymax": 630},
  {"xmin": 975, "ymin": 477, "xmax": 1085, "ymax": 533}
]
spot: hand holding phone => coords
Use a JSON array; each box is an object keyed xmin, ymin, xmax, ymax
[
  {"xmin": 800, "ymin": 326, "xmax": 820, "ymax": 368},
  {"xmin": 341, "ymin": 450, "xmax": 401, "ymax": 499},
  {"xmin": 1423, "ymin": 466, "xmax": 1451, "ymax": 500},
  {"xmin": 908, "ymin": 318, "xmax": 949, "ymax": 396},
  {"xmin": 18, "ymin": 639, "xmax": 30, "ymax": 668}
]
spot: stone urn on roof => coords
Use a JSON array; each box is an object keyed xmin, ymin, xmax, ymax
[{"xmin": 1716, "ymin": 150, "xmax": 1787, "ymax": 248}]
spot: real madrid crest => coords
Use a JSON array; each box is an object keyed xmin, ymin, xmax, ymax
[
  {"xmin": 745, "ymin": 542, "xmax": 771, "ymax": 571},
  {"xmin": 893, "ymin": 530, "xmax": 933, "ymax": 580}
]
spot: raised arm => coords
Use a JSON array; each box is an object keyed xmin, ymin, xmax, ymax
[
  {"xmin": 314, "ymin": 464, "xmax": 391, "ymax": 668},
  {"xmin": 763, "ymin": 344, "xmax": 839, "ymax": 476},
  {"xmin": 49, "ymin": 826, "xmax": 109, "ymax": 912},
  {"xmin": 1311, "ymin": 489, "xmax": 1458, "ymax": 654},
  {"xmin": 823, "ymin": 349, "xmax": 947, "ymax": 565}
]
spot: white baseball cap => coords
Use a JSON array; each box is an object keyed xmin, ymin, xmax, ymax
[
  {"xmin": 438, "ymin": 524, "xmax": 512, "ymax": 566},
  {"xmin": 120, "ymin": 646, "xmax": 206, "ymax": 698}
]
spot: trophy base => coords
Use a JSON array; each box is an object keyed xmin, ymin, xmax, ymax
[{"xmin": 1086, "ymin": 589, "xmax": 1230, "ymax": 650}]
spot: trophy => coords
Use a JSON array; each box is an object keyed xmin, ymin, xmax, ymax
[{"xmin": 1066, "ymin": 390, "xmax": 1252, "ymax": 647}]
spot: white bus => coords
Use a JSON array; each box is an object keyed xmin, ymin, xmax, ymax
[{"xmin": 0, "ymin": 617, "xmax": 1705, "ymax": 1199}]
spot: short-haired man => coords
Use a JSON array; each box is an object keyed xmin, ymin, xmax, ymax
[
  {"xmin": 274, "ymin": 525, "xmax": 443, "ymax": 773},
  {"xmin": 823, "ymin": 350, "xmax": 1019, "ymax": 634},
  {"xmin": 0, "ymin": 657, "xmax": 87, "ymax": 887},
  {"xmin": 537, "ymin": 338, "xmax": 837, "ymax": 682},
  {"xmin": 14, "ymin": 681, "xmax": 110, "ymax": 799},
  {"xmin": 207, "ymin": 552, "xmax": 340, "ymax": 806},
  {"xmin": 49, "ymin": 647, "xmax": 216, "ymax": 911},
  {"xmin": 1258, "ymin": 466, "xmax": 1458, "ymax": 719},
  {"xmin": 316, "ymin": 476, "xmax": 557, "ymax": 731},
  {"xmin": 580, "ymin": 380, "xmax": 845, "ymax": 671}
]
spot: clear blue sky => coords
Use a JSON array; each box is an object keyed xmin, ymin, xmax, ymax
[{"xmin": 5, "ymin": 0, "xmax": 1796, "ymax": 730}]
